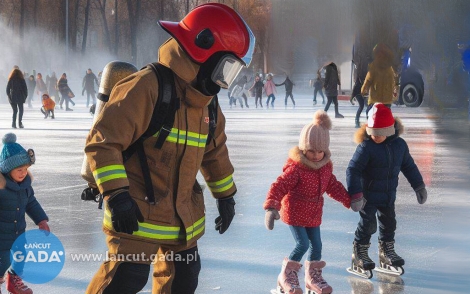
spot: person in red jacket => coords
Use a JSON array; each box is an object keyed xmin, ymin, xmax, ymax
[{"xmin": 264, "ymin": 110, "xmax": 364, "ymax": 294}]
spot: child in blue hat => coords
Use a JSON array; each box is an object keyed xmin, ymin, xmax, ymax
[{"xmin": 0, "ymin": 133, "xmax": 49, "ymax": 294}]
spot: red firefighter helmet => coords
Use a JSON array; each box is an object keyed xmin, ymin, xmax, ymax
[{"xmin": 159, "ymin": 3, "xmax": 255, "ymax": 88}]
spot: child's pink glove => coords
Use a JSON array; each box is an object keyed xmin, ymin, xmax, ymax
[
  {"xmin": 351, "ymin": 193, "xmax": 366, "ymax": 212},
  {"xmin": 38, "ymin": 220, "xmax": 50, "ymax": 232},
  {"xmin": 265, "ymin": 209, "xmax": 280, "ymax": 230}
]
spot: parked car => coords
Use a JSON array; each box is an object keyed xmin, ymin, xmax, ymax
[{"xmin": 398, "ymin": 65, "xmax": 424, "ymax": 107}]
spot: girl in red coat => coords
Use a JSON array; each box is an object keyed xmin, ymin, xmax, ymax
[{"xmin": 264, "ymin": 110, "xmax": 364, "ymax": 294}]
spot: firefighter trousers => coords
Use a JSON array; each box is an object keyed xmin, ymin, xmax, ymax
[{"xmin": 85, "ymin": 233, "xmax": 200, "ymax": 294}]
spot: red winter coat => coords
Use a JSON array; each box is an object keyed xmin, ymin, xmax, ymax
[{"xmin": 264, "ymin": 147, "xmax": 351, "ymax": 227}]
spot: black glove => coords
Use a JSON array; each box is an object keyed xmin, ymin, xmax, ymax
[
  {"xmin": 107, "ymin": 190, "xmax": 144, "ymax": 234},
  {"xmin": 415, "ymin": 184, "xmax": 428, "ymax": 204},
  {"xmin": 81, "ymin": 186, "xmax": 101, "ymax": 202},
  {"xmin": 215, "ymin": 197, "xmax": 236, "ymax": 234}
]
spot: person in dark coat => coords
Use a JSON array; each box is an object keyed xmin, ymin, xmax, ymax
[
  {"xmin": 6, "ymin": 69, "xmax": 28, "ymax": 129},
  {"xmin": 57, "ymin": 73, "xmax": 74, "ymax": 111},
  {"xmin": 276, "ymin": 75, "xmax": 295, "ymax": 107},
  {"xmin": 82, "ymin": 68, "xmax": 99, "ymax": 108},
  {"xmin": 350, "ymin": 53, "xmax": 370, "ymax": 128},
  {"xmin": 346, "ymin": 103, "xmax": 428, "ymax": 272},
  {"xmin": 0, "ymin": 133, "xmax": 49, "ymax": 294},
  {"xmin": 323, "ymin": 62, "xmax": 344, "ymax": 118},
  {"xmin": 34, "ymin": 73, "xmax": 48, "ymax": 102},
  {"xmin": 25, "ymin": 75, "xmax": 36, "ymax": 108},
  {"xmin": 312, "ymin": 73, "xmax": 325, "ymax": 105},
  {"xmin": 249, "ymin": 75, "xmax": 264, "ymax": 108},
  {"xmin": 48, "ymin": 72, "xmax": 60, "ymax": 104}
]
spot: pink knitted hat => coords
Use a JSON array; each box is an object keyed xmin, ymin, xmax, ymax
[
  {"xmin": 366, "ymin": 103, "xmax": 395, "ymax": 136},
  {"xmin": 299, "ymin": 110, "xmax": 332, "ymax": 152}
]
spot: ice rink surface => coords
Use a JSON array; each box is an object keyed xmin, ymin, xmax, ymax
[{"xmin": 0, "ymin": 92, "xmax": 469, "ymax": 294}]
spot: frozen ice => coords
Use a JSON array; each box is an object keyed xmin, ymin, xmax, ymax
[{"xmin": 0, "ymin": 92, "xmax": 468, "ymax": 294}]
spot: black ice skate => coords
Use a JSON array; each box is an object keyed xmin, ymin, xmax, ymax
[
  {"xmin": 347, "ymin": 241, "xmax": 375, "ymax": 279},
  {"xmin": 375, "ymin": 240, "xmax": 405, "ymax": 276}
]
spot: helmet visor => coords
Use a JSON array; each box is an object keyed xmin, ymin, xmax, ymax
[
  {"xmin": 240, "ymin": 19, "xmax": 256, "ymax": 67},
  {"xmin": 211, "ymin": 54, "xmax": 244, "ymax": 89}
]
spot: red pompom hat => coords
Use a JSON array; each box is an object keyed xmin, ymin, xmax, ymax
[{"xmin": 366, "ymin": 103, "xmax": 395, "ymax": 136}]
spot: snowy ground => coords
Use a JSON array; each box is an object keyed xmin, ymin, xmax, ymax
[{"xmin": 0, "ymin": 92, "xmax": 469, "ymax": 294}]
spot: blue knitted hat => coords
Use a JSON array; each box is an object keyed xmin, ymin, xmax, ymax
[{"xmin": 0, "ymin": 133, "xmax": 34, "ymax": 174}]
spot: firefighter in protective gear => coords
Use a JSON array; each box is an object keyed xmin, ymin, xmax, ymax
[{"xmin": 84, "ymin": 3, "xmax": 255, "ymax": 294}]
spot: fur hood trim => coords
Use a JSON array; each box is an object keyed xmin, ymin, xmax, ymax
[
  {"xmin": 354, "ymin": 117, "xmax": 404, "ymax": 144},
  {"xmin": 0, "ymin": 173, "xmax": 5, "ymax": 189},
  {"xmin": 288, "ymin": 146, "xmax": 331, "ymax": 170},
  {"xmin": 0, "ymin": 170, "xmax": 33, "ymax": 189}
]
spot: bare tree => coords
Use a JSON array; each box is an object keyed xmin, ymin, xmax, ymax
[
  {"xmin": 96, "ymin": 0, "xmax": 112, "ymax": 52},
  {"xmin": 81, "ymin": 0, "xmax": 91, "ymax": 54},
  {"xmin": 114, "ymin": 0, "xmax": 119, "ymax": 55},
  {"xmin": 126, "ymin": 0, "xmax": 141, "ymax": 64},
  {"xmin": 33, "ymin": 0, "xmax": 38, "ymax": 27},
  {"xmin": 19, "ymin": 0, "xmax": 25, "ymax": 38},
  {"xmin": 70, "ymin": 0, "xmax": 80, "ymax": 51}
]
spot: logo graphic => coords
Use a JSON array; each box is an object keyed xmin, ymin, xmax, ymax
[
  {"xmin": 204, "ymin": 116, "xmax": 209, "ymax": 124},
  {"xmin": 10, "ymin": 229, "xmax": 65, "ymax": 284}
]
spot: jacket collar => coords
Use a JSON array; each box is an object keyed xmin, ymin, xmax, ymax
[
  {"xmin": 158, "ymin": 38, "xmax": 199, "ymax": 83},
  {"xmin": 158, "ymin": 38, "xmax": 214, "ymax": 108},
  {"xmin": 0, "ymin": 171, "xmax": 33, "ymax": 191},
  {"xmin": 288, "ymin": 146, "xmax": 331, "ymax": 170}
]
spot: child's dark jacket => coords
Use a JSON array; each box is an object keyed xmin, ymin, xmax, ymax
[
  {"xmin": 346, "ymin": 118, "xmax": 424, "ymax": 207},
  {"xmin": 0, "ymin": 172, "xmax": 48, "ymax": 251}
]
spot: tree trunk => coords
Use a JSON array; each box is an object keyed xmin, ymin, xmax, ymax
[
  {"xmin": 19, "ymin": 0, "xmax": 25, "ymax": 39},
  {"xmin": 98, "ymin": 0, "xmax": 112, "ymax": 52},
  {"xmin": 71, "ymin": 0, "xmax": 79, "ymax": 51},
  {"xmin": 81, "ymin": 0, "xmax": 91, "ymax": 54},
  {"xmin": 127, "ymin": 0, "xmax": 141, "ymax": 64},
  {"xmin": 114, "ymin": 0, "xmax": 118, "ymax": 55},
  {"xmin": 33, "ymin": 0, "xmax": 38, "ymax": 27}
]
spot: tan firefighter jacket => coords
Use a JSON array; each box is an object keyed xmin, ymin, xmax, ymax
[{"xmin": 85, "ymin": 38, "xmax": 237, "ymax": 247}]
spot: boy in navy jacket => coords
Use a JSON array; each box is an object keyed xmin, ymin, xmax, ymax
[{"xmin": 346, "ymin": 103, "xmax": 427, "ymax": 277}]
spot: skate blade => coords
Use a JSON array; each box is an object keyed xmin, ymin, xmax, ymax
[
  {"xmin": 347, "ymin": 266, "xmax": 373, "ymax": 279},
  {"xmin": 271, "ymin": 286, "xmax": 285, "ymax": 294},
  {"xmin": 374, "ymin": 265, "xmax": 404, "ymax": 276},
  {"xmin": 306, "ymin": 289, "xmax": 326, "ymax": 294}
]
